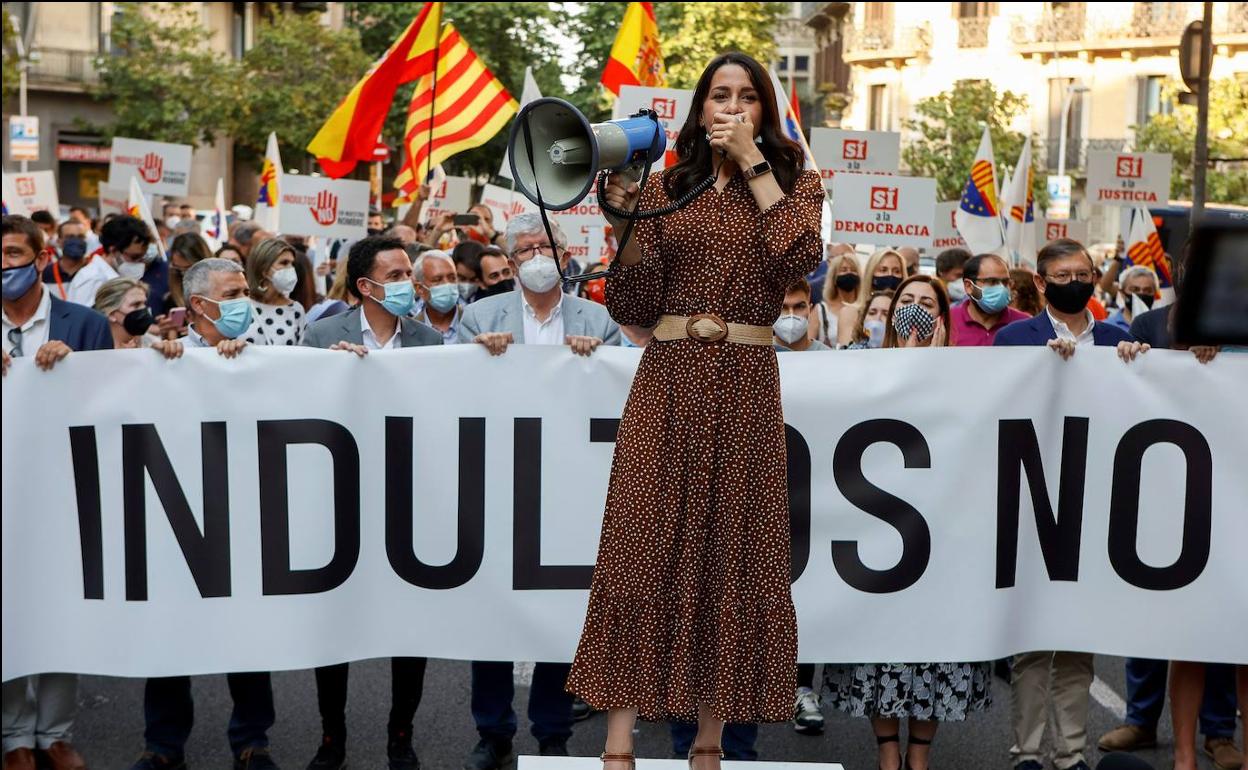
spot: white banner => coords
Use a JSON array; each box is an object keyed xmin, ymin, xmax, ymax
[
  {"xmin": 613, "ymin": 86, "xmax": 695, "ymax": 170},
  {"xmin": 1086, "ymin": 151, "xmax": 1172, "ymax": 207},
  {"xmin": 830, "ymin": 173, "xmax": 937, "ymax": 249},
  {"xmin": 479, "ymin": 183, "xmax": 538, "ymax": 229},
  {"xmin": 108, "ymin": 137, "xmax": 193, "ymax": 197},
  {"xmin": 419, "ymin": 175, "xmax": 474, "ymax": 225},
  {"xmin": 2, "ymin": 170, "xmax": 59, "ymax": 216},
  {"xmin": 928, "ymin": 201, "xmax": 969, "ymax": 253},
  {"xmin": 1043, "ymin": 218, "xmax": 1090, "ymax": 245},
  {"xmin": 278, "ymin": 175, "xmax": 369, "ymax": 240},
  {"xmin": 3, "ymin": 346, "xmax": 1247, "ymax": 681},
  {"xmin": 810, "ymin": 128, "xmax": 901, "ymax": 191}
]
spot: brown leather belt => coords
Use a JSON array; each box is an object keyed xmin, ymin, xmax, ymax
[{"xmin": 652, "ymin": 313, "xmax": 774, "ymax": 346}]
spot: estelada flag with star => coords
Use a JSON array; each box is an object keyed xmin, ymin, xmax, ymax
[
  {"xmin": 1126, "ymin": 206, "xmax": 1175, "ymax": 305},
  {"xmin": 955, "ymin": 126, "xmax": 1005, "ymax": 255},
  {"xmin": 601, "ymin": 2, "xmax": 666, "ymax": 96}
]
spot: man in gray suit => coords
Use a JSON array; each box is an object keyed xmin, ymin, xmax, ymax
[
  {"xmin": 302, "ymin": 235, "xmax": 443, "ymax": 355},
  {"xmin": 299, "ymin": 235, "xmax": 437, "ymax": 770},
  {"xmin": 457, "ymin": 213, "xmax": 619, "ymax": 356}
]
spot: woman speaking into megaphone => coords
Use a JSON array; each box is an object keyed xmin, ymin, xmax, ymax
[{"xmin": 565, "ymin": 51, "xmax": 824, "ymax": 769}]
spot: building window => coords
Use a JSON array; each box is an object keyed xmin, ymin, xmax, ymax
[
  {"xmin": 778, "ymin": 57, "xmax": 789, "ymax": 72},
  {"xmin": 864, "ymin": 2, "xmax": 890, "ymax": 23},
  {"xmin": 868, "ymin": 84, "xmax": 888, "ymax": 131},
  {"xmin": 1136, "ymin": 75, "xmax": 1173, "ymax": 123},
  {"xmin": 794, "ymin": 55, "xmax": 810, "ymax": 72},
  {"xmin": 1047, "ymin": 78, "xmax": 1084, "ymax": 169},
  {"xmin": 957, "ymin": 2, "xmax": 996, "ymax": 18},
  {"xmin": 232, "ymin": 2, "xmax": 249, "ymax": 59}
]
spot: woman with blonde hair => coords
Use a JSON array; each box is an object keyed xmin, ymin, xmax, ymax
[
  {"xmin": 93, "ymin": 277, "xmax": 182, "ymax": 358},
  {"xmin": 831, "ymin": 248, "xmax": 908, "ymax": 346},
  {"xmin": 242, "ymin": 237, "xmax": 306, "ymax": 345},
  {"xmin": 810, "ymin": 246, "xmax": 861, "ymax": 347}
]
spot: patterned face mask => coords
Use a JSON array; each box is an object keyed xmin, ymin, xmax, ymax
[{"xmin": 892, "ymin": 302, "xmax": 936, "ymax": 342}]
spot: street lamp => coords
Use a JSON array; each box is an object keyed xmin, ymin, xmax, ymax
[{"xmin": 1057, "ymin": 82, "xmax": 1089, "ymax": 179}]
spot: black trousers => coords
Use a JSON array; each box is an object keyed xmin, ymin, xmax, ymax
[{"xmin": 314, "ymin": 658, "xmax": 428, "ymax": 740}]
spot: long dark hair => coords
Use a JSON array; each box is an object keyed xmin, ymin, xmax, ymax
[{"xmin": 665, "ymin": 51, "xmax": 805, "ymax": 201}]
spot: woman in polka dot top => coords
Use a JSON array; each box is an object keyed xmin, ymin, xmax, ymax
[
  {"xmin": 565, "ymin": 52, "xmax": 824, "ymax": 770},
  {"xmin": 241, "ymin": 238, "xmax": 306, "ymax": 346}
]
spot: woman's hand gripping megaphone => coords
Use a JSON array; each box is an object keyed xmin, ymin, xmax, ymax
[{"xmin": 602, "ymin": 168, "xmax": 643, "ymax": 233}]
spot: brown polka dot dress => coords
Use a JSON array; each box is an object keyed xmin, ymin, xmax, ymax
[{"xmin": 565, "ymin": 168, "xmax": 825, "ymax": 723}]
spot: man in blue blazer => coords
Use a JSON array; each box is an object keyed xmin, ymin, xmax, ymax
[
  {"xmin": 4, "ymin": 215, "xmax": 112, "ymax": 379},
  {"xmin": 994, "ymin": 237, "xmax": 1148, "ymax": 770},
  {"xmin": 458, "ymin": 213, "xmax": 619, "ymax": 358},
  {"xmin": 995, "ymin": 237, "xmax": 1148, "ymax": 362}
]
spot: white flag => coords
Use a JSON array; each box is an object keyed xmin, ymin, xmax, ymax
[
  {"xmin": 255, "ymin": 132, "xmax": 283, "ymax": 231},
  {"xmin": 1003, "ymin": 137, "xmax": 1038, "ymax": 266},
  {"xmin": 205, "ymin": 178, "xmax": 229, "ymax": 250},
  {"xmin": 127, "ymin": 177, "xmax": 166, "ymax": 260},
  {"xmin": 499, "ymin": 68, "xmax": 543, "ymax": 181},
  {"xmin": 954, "ymin": 126, "xmax": 1005, "ymax": 256}
]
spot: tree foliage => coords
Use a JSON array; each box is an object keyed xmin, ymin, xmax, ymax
[
  {"xmin": 2, "ymin": 12, "xmax": 19, "ymax": 105},
  {"xmin": 91, "ymin": 3, "xmax": 230, "ymax": 146},
  {"xmin": 657, "ymin": 2, "xmax": 787, "ymax": 90},
  {"xmin": 1132, "ymin": 78, "xmax": 1248, "ymax": 205},
  {"xmin": 233, "ymin": 12, "xmax": 371, "ymax": 169},
  {"xmin": 902, "ymin": 80, "xmax": 1037, "ymax": 203}
]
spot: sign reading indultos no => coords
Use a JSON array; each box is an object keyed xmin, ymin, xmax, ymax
[{"xmin": 830, "ymin": 173, "xmax": 937, "ymax": 249}]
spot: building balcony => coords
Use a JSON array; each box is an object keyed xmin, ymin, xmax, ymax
[
  {"xmin": 1034, "ymin": 137, "xmax": 1130, "ymax": 173},
  {"xmin": 1228, "ymin": 2, "xmax": 1248, "ymax": 33},
  {"xmin": 957, "ymin": 17, "xmax": 992, "ymax": 48},
  {"xmin": 1010, "ymin": 5, "xmax": 1088, "ymax": 51},
  {"xmin": 1010, "ymin": 2, "xmax": 1248, "ymax": 57},
  {"xmin": 843, "ymin": 21, "xmax": 930, "ymax": 65},
  {"xmin": 26, "ymin": 47, "xmax": 99, "ymax": 91}
]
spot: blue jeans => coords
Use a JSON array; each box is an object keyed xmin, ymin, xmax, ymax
[
  {"xmin": 470, "ymin": 662, "xmax": 573, "ymax": 744},
  {"xmin": 143, "ymin": 674, "xmax": 274, "ymax": 759},
  {"xmin": 670, "ymin": 721, "xmax": 759, "ymax": 761},
  {"xmin": 1124, "ymin": 658, "xmax": 1237, "ymax": 738}
]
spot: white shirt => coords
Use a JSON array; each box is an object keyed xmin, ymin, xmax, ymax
[
  {"xmin": 521, "ymin": 292, "xmax": 565, "ymax": 346},
  {"xmin": 1047, "ymin": 307, "xmax": 1096, "ymax": 347},
  {"xmin": 361, "ymin": 308, "xmax": 401, "ymax": 350},
  {"xmin": 2, "ymin": 285, "xmax": 52, "ymax": 357},
  {"xmin": 46, "ymin": 255, "xmax": 118, "ymax": 308},
  {"xmin": 184, "ymin": 324, "xmax": 210, "ymax": 348}
]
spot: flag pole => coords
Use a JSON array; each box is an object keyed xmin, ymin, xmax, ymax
[{"xmin": 424, "ymin": 10, "xmax": 443, "ymax": 185}]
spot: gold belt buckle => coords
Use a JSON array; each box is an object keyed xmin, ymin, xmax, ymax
[{"xmin": 686, "ymin": 313, "xmax": 729, "ymax": 343}]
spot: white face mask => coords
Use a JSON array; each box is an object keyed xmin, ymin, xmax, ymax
[
  {"xmin": 270, "ymin": 266, "xmax": 298, "ymax": 297},
  {"xmin": 517, "ymin": 254, "xmax": 560, "ymax": 293},
  {"xmin": 773, "ymin": 314, "xmax": 809, "ymax": 345},
  {"xmin": 117, "ymin": 260, "xmax": 146, "ymax": 280}
]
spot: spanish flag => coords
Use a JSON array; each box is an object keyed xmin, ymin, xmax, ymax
[
  {"xmin": 601, "ymin": 2, "xmax": 665, "ymax": 96},
  {"xmin": 307, "ymin": 2, "xmax": 443, "ymax": 178},
  {"xmin": 393, "ymin": 24, "xmax": 517, "ymax": 200}
]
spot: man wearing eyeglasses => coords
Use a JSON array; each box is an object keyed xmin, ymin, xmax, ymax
[
  {"xmin": 2, "ymin": 215, "xmax": 113, "ymax": 381},
  {"xmin": 949, "ymin": 253, "xmax": 1032, "ymax": 346},
  {"xmin": 994, "ymin": 238, "xmax": 1147, "ymax": 363}
]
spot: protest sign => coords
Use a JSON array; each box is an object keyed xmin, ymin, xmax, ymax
[
  {"xmin": 479, "ymin": 183, "xmax": 537, "ymax": 230},
  {"xmin": 613, "ymin": 86, "xmax": 695, "ymax": 170},
  {"xmin": 928, "ymin": 201, "xmax": 969, "ymax": 253},
  {"xmin": 108, "ymin": 137, "xmax": 193, "ymax": 197},
  {"xmin": 2, "ymin": 170, "xmax": 59, "ymax": 216},
  {"xmin": 1086, "ymin": 151, "xmax": 1172, "ymax": 207},
  {"xmin": 278, "ymin": 175, "xmax": 370, "ymax": 240},
  {"xmin": 1043, "ymin": 218, "xmax": 1090, "ymax": 245},
  {"xmin": 830, "ymin": 173, "xmax": 937, "ymax": 249},
  {"xmin": 810, "ymin": 128, "xmax": 901, "ymax": 190},
  {"xmin": 420, "ymin": 175, "xmax": 474, "ymax": 225}
]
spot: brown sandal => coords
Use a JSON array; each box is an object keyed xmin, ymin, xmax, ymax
[
  {"xmin": 601, "ymin": 751, "xmax": 636, "ymax": 769},
  {"xmin": 688, "ymin": 745, "xmax": 724, "ymax": 768}
]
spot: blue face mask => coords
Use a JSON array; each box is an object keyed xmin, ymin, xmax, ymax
[
  {"xmin": 971, "ymin": 283, "xmax": 1012, "ymax": 314},
  {"xmin": 198, "ymin": 296, "xmax": 253, "ymax": 339},
  {"xmin": 2, "ymin": 263, "xmax": 40, "ymax": 301},
  {"xmin": 427, "ymin": 283, "xmax": 459, "ymax": 313},
  {"xmin": 366, "ymin": 278, "xmax": 416, "ymax": 317}
]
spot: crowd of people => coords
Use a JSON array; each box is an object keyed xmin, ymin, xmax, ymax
[{"xmin": 1, "ymin": 199, "xmax": 1243, "ymax": 770}]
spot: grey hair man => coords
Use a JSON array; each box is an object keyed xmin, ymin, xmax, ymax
[
  {"xmin": 460, "ymin": 213, "xmax": 618, "ymax": 356},
  {"xmin": 385, "ymin": 224, "xmax": 419, "ymax": 245},
  {"xmin": 228, "ymin": 221, "xmax": 270, "ymax": 260},
  {"xmin": 412, "ymin": 249, "xmax": 462, "ymax": 344},
  {"xmin": 182, "ymin": 258, "xmax": 252, "ymax": 357}
]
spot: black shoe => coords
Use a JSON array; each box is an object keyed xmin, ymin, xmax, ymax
[
  {"xmin": 235, "ymin": 747, "xmax": 279, "ymax": 770},
  {"xmin": 130, "ymin": 753, "xmax": 187, "ymax": 770},
  {"xmin": 571, "ymin": 697, "xmax": 593, "ymax": 721},
  {"xmin": 387, "ymin": 731, "xmax": 420, "ymax": 770},
  {"xmin": 1012, "ymin": 762, "xmax": 1044, "ymax": 770},
  {"xmin": 463, "ymin": 738, "xmax": 513, "ymax": 770},
  {"xmin": 306, "ymin": 735, "xmax": 346, "ymax": 770},
  {"xmin": 538, "ymin": 739, "xmax": 569, "ymax": 757}
]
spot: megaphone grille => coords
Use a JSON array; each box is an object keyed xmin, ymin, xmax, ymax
[{"xmin": 508, "ymin": 98, "xmax": 598, "ymax": 211}]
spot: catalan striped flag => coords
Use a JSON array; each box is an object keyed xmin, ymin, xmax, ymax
[
  {"xmin": 255, "ymin": 132, "xmax": 282, "ymax": 231},
  {"xmin": 307, "ymin": 2, "xmax": 443, "ymax": 178},
  {"xmin": 955, "ymin": 126, "xmax": 1005, "ymax": 255},
  {"xmin": 601, "ymin": 2, "xmax": 665, "ymax": 96},
  {"xmin": 393, "ymin": 24, "xmax": 517, "ymax": 201},
  {"xmin": 1126, "ymin": 206, "xmax": 1174, "ymax": 296}
]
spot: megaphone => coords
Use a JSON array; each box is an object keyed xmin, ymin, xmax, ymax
[{"xmin": 508, "ymin": 97, "xmax": 666, "ymax": 211}]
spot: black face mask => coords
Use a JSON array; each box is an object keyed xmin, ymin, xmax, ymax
[
  {"xmin": 121, "ymin": 307, "xmax": 155, "ymax": 336},
  {"xmin": 872, "ymin": 275, "xmax": 901, "ymax": 291},
  {"xmin": 479, "ymin": 278, "xmax": 515, "ymax": 297},
  {"xmin": 1044, "ymin": 280, "xmax": 1096, "ymax": 314},
  {"xmin": 1127, "ymin": 292, "xmax": 1156, "ymax": 310},
  {"xmin": 835, "ymin": 273, "xmax": 861, "ymax": 293},
  {"xmin": 367, "ymin": 228, "xmax": 384, "ymax": 237}
]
